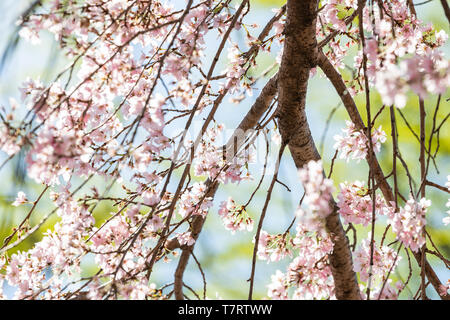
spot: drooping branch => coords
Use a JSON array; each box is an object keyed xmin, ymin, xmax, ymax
[
  {"xmin": 141, "ymin": 0, "xmax": 252, "ymax": 289},
  {"xmin": 317, "ymin": 51, "xmax": 395, "ymax": 202},
  {"xmin": 172, "ymin": 73, "xmax": 278, "ymax": 299},
  {"xmin": 248, "ymin": 142, "xmax": 286, "ymax": 300},
  {"xmin": 317, "ymin": 51, "xmax": 450, "ymax": 301},
  {"xmin": 1, "ymin": 0, "xmax": 447, "ymax": 302},
  {"xmin": 276, "ymin": 0, "xmax": 361, "ymax": 300}
]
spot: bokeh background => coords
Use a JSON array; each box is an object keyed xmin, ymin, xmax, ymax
[{"xmin": 0, "ymin": 0, "xmax": 448, "ymax": 299}]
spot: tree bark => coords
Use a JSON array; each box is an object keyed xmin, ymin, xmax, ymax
[{"xmin": 277, "ymin": 0, "xmax": 361, "ymax": 300}]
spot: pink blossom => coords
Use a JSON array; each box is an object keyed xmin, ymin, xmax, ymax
[
  {"xmin": 176, "ymin": 231, "xmax": 195, "ymax": 246},
  {"xmin": 142, "ymin": 189, "xmax": 160, "ymax": 206},
  {"xmin": 334, "ymin": 121, "xmax": 386, "ymax": 162},
  {"xmin": 19, "ymin": 26, "xmax": 41, "ymax": 45},
  {"xmin": 0, "ymin": 124, "xmax": 21, "ymax": 156},
  {"xmin": 256, "ymin": 230, "xmax": 292, "ymax": 262},
  {"xmin": 387, "ymin": 196, "xmax": 430, "ymax": 252},
  {"xmin": 353, "ymin": 237, "xmax": 401, "ymax": 283},
  {"xmin": 218, "ymin": 197, "xmax": 254, "ymax": 233},
  {"xmin": 12, "ymin": 191, "xmax": 28, "ymax": 206},
  {"xmin": 178, "ymin": 182, "xmax": 213, "ymax": 218},
  {"xmin": 337, "ymin": 180, "xmax": 388, "ymax": 226},
  {"xmin": 147, "ymin": 214, "xmax": 164, "ymax": 232},
  {"xmin": 267, "ymin": 270, "xmax": 288, "ymax": 300},
  {"xmin": 296, "ymin": 160, "xmax": 334, "ymax": 230}
]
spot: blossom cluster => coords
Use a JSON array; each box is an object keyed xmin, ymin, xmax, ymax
[
  {"xmin": 12, "ymin": 191, "xmax": 28, "ymax": 207},
  {"xmin": 193, "ymin": 124, "xmax": 252, "ymax": 184},
  {"xmin": 256, "ymin": 231, "xmax": 293, "ymax": 262},
  {"xmin": 318, "ymin": 0, "xmax": 359, "ymax": 70},
  {"xmin": 337, "ymin": 180, "xmax": 387, "ymax": 226},
  {"xmin": 265, "ymin": 161, "xmax": 335, "ymax": 300},
  {"xmin": 387, "ymin": 196, "xmax": 430, "ymax": 252},
  {"xmin": 353, "ymin": 237, "xmax": 401, "ymax": 283},
  {"xmin": 0, "ymin": 124, "xmax": 21, "ymax": 156},
  {"xmin": 318, "ymin": 0, "xmax": 449, "ymax": 103},
  {"xmin": 176, "ymin": 231, "xmax": 195, "ymax": 247},
  {"xmin": 178, "ymin": 182, "xmax": 213, "ymax": 219},
  {"xmin": 266, "ymin": 224, "xmax": 335, "ymax": 300},
  {"xmin": 296, "ymin": 160, "xmax": 334, "ymax": 230},
  {"xmin": 224, "ymin": 45, "xmax": 247, "ymax": 94},
  {"xmin": 2, "ymin": 191, "xmax": 94, "ymax": 299},
  {"xmin": 0, "ymin": 0, "xmax": 238, "ymax": 299},
  {"xmin": 333, "ymin": 121, "xmax": 387, "ymax": 162},
  {"xmin": 353, "ymin": 236, "xmax": 404, "ymax": 300},
  {"xmin": 218, "ymin": 197, "xmax": 254, "ymax": 233},
  {"xmin": 356, "ymin": 1, "xmax": 449, "ymax": 107}
]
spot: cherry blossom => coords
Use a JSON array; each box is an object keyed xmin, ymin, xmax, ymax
[
  {"xmin": 353, "ymin": 236, "xmax": 401, "ymax": 283},
  {"xmin": 267, "ymin": 270, "xmax": 288, "ymax": 300},
  {"xmin": 12, "ymin": 191, "xmax": 28, "ymax": 207},
  {"xmin": 296, "ymin": 160, "xmax": 334, "ymax": 230},
  {"xmin": 337, "ymin": 180, "xmax": 387, "ymax": 226},
  {"xmin": 256, "ymin": 230, "xmax": 292, "ymax": 262},
  {"xmin": 387, "ymin": 196, "xmax": 430, "ymax": 252},
  {"xmin": 176, "ymin": 231, "xmax": 195, "ymax": 247},
  {"xmin": 333, "ymin": 121, "xmax": 386, "ymax": 162},
  {"xmin": 218, "ymin": 197, "xmax": 254, "ymax": 233},
  {"xmin": 0, "ymin": 0, "xmax": 447, "ymax": 301}
]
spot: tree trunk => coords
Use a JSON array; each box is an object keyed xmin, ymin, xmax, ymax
[{"xmin": 277, "ymin": 0, "xmax": 361, "ymax": 300}]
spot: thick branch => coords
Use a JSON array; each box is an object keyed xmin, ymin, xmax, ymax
[
  {"xmin": 441, "ymin": 0, "xmax": 450, "ymax": 24},
  {"xmin": 276, "ymin": 0, "xmax": 361, "ymax": 300},
  {"xmin": 317, "ymin": 51, "xmax": 450, "ymax": 300}
]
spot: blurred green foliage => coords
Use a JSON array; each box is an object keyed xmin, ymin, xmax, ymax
[{"xmin": 252, "ymin": 0, "xmax": 286, "ymax": 7}]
